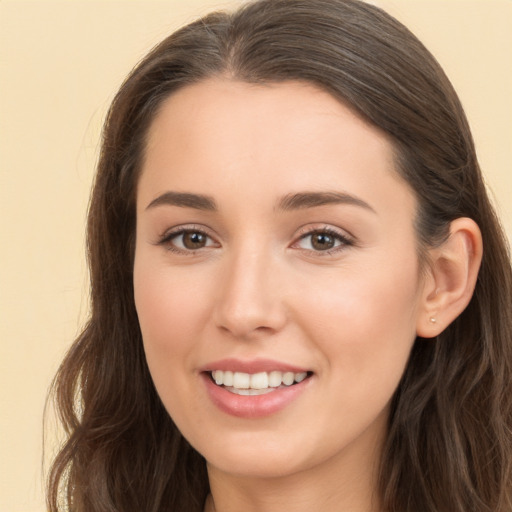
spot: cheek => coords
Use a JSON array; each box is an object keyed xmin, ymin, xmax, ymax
[
  {"xmin": 133, "ymin": 261, "xmax": 214, "ymax": 428},
  {"xmin": 299, "ymin": 261, "xmax": 419, "ymax": 330},
  {"xmin": 133, "ymin": 258, "xmax": 212, "ymax": 404},
  {"xmin": 134, "ymin": 260, "xmax": 209, "ymax": 348},
  {"xmin": 294, "ymin": 258, "xmax": 421, "ymax": 390}
]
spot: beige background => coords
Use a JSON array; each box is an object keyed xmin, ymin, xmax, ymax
[{"xmin": 1, "ymin": 1, "xmax": 510, "ymax": 510}]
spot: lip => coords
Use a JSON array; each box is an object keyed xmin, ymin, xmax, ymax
[
  {"xmin": 200, "ymin": 359, "xmax": 312, "ymax": 419},
  {"xmin": 200, "ymin": 357, "xmax": 310, "ymax": 374}
]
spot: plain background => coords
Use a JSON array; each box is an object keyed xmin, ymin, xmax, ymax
[{"xmin": 1, "ymin": 1, "xmax": 511, "ymax": 510}]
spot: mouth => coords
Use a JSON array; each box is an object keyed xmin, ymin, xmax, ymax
[{"xmin": 208, "ymin": 370, "xmax": 313, "ymax": 396}]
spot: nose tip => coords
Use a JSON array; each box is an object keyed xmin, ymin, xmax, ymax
[
  {"xmin": 213, "ymin": 256, "xmax": 287, "ymax": 340},
  {"xmin": 218, "ymin": 321, "xmax": 277, "ymax": 340}
]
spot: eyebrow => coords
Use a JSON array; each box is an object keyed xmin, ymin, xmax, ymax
[
  {"xmin": 145, "ymin": 191, "xmax": 217, "ymax": 211},
  {"xmin": 277, "ymin": 191, "xmax": 375, "ymax": 213},
  {"xmin": 145, "ymin": 190, "xmax": 375, "ymax": 214}
]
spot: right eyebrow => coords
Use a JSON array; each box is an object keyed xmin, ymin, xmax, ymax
[{"xmin": 145, "ymin": 191, "xmax": 217, "ymax": 211}]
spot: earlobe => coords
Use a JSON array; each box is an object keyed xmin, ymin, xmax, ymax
[{"xmin": 416, "ymin": 218, "xmax": 483, "ymax": 338}]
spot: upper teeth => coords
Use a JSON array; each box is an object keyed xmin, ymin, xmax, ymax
[{"xmin": 211, "ymin": 370, "xmax": 308, "ymax": 389}]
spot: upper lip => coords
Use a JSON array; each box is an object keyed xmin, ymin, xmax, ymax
[{"xmin": 199, "ymin": 358, "xmax": 311, "ymax": 374}]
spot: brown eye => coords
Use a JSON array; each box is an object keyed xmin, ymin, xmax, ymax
[
  {"xmin": 310, "ymin": 232, "xmax": 336, "ymax": 251},
  {"xmin": 158, "ymin": 227, "xmax": 219, "ymax": 254},
  {"xmin": 295, "ymin": 228, "xmax": 352, "ymax": 254},
  {"xmin": 160, "ymin": 228, "xmax": 217, "ymax": 253},
  {"xmin": 181, "ymin": 231, "xmax": 208, "ymax": 250}
]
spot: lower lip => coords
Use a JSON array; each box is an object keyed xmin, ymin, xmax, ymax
[{"xmin": 202, "ymin": 373, "xmax": 311, "ymax": 418}]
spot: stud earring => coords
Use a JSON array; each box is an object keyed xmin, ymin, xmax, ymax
[{"xmin": 429, "ymin": 317, "xmax": 437, "ymax": 324}]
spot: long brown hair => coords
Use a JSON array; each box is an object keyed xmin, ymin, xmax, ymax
[{"xmin": 46, "ymin": 1, "xmax": 512, "ymax": 510}]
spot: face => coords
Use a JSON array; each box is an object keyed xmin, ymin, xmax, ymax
[{"xmin": 134, "ymin": 79, "xmax": 426, "ymax": 480}]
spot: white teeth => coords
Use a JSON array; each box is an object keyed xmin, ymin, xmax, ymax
[
  {"xmin": 295, "ymin": 372, "xmax": 307, "ymax": 383},
  {"xmin": 268, "ymin": 370, "xmax": 282, "ymax": 388},
  {"xmin": 231, "ymin": 387, "xmax": 275, "ymax": 396},
  {"xmin": 210, "ymin": 370, "xmax": 309, "ymax": 390},
  {"xmin": 282, "ymin": 372, "xmax": 294, "ymax": 386},
  {"xmin": 250, "ymin": 372, "xmax": 269, "ymax": 389},
  {"xmin": 214, "ymin": 371, "xmax": 223, "ymax": 385},
  {"xmin": 223, "ymin": 370, "xmax": 233, "ymax": 387},
  {"xmin": 233, "ymin": 372, "xmax": 250, "ymax": 389}
]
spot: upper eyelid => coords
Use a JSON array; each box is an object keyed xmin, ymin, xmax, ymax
[
  {"xmin": 294, "ymin": 224, "xmax": 355, "ymax": 242},
  {"xmin": 158, "ymin": 224, "xmax": 216, "ymax": 242}
]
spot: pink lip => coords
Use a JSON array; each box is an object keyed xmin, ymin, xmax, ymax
[
  {"xmin": 200, "ymin": 358, "xmax": 309, "ymax": 374},
  {"xmin": 200, "ymin": 362, "xmax": 312, "ymax": 419}
]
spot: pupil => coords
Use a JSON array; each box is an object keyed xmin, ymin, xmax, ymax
[
  {"xmin": 312, "ymin": 233, "xmax": 334, "ymax": 250},
  {"xmin": 184, "ymin": 232, "xmax": 206, "ymax": 249}
]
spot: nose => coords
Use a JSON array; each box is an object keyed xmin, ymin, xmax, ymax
[{"xmin": 213, "ymin": 247, "xmax": 288, "ymax": 340}]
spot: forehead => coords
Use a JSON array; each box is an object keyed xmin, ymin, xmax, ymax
[
  {"xmin": 145, "ymin": 79, "xmax": 390, "ymax": 153},
  {"xmin": 139, "ymin": 78, "xmax": 414, "ymax": 217}
]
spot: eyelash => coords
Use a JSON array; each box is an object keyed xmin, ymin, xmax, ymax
[
  {"xmin": 157, "ymin": 225, "xmax": 218, "ymax": 254},
  {"xmin": 156, "ymin": 225, "xmax": 354, "ymax": 256},
  {"xmin": 293, "ymin": 226, "xmax": 354, "ymax": 256}
]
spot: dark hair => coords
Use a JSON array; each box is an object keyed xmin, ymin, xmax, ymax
[{"xmin": 46, "ymin": 1, "xmax": 512, "ymax": 511}]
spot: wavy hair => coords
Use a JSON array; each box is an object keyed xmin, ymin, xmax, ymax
[{"xmin": 46, "ymin": 1, "xmax": 512, "ymax": 510}]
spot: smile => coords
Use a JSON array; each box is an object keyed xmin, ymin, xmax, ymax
[
  {"xmin": 202, "ymin": 363, "xmax": 313, "ymax": 418},
  {"xmin": 211, "ymin": 370, "xmax": 309, "ymax": 395}
]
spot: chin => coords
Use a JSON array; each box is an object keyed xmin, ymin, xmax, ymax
[
  {"xmin": 197, "ymin": 430, "xmax": 327, "ymax": 479},
  {"xmin": 206, "ymin": 451, "xmax": 307, "ymax": 479}
]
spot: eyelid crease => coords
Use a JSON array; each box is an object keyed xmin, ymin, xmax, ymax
[
  {"xmin": 156, "ymin": 224, "xmax": 214, "ymax": 242},
  {"xmin": 294, "ymin": 224, "xmax": 356, "ymax": 244}
]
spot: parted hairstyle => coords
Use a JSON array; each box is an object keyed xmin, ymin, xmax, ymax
[{"xmin": 46, "ymin": 0, "xmax": 512, "ymax": 511}]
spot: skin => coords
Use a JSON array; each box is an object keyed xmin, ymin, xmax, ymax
[{"xmin": 133, "ymin": 78, "xmax": 437, "ymax": 512}]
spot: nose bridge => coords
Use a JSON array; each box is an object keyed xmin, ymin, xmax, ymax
[{"xmin": 214, "ymin": 238, "xmax": 286, "ymax": 338}]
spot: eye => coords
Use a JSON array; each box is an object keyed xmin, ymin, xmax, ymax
[
  {"xmin": 158, "ymin": 227, "xmax": 219, "ymax": 253},
  {"xmin": 294, "ymin": 228, "xmax": 353, "ymax": 253},
  {"xmin": 175, "ymin": 230, "xmax": 210, "ymax": 250}
]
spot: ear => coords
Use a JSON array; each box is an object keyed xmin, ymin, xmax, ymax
[{"xmin": 416, "ymin": 217, "xmax": 483, "ymax": 338}]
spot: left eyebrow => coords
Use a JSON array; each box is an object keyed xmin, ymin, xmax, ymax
[{"xmin": 277, "ymin": 191, "xmax": 376, "ymax": 213}]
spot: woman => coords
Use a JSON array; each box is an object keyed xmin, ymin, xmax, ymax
[{"xmin": 46, "ymin": 0, "xmax": 512, "ymax": 511}]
